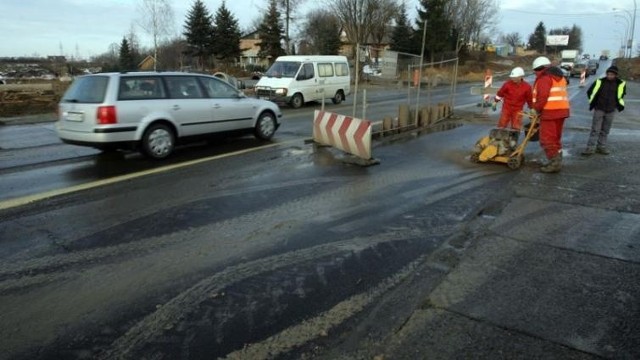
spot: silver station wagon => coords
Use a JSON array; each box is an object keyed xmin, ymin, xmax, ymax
[{"xmin": 56, "ymin": 72, "xmax": 282, "ymax": 159}]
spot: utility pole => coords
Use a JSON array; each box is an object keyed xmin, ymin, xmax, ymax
[
  {"xmin": 283, "ymin": 0, "xmax": 291, "ymax": 54},
  {"xmin": 632, "ymin": 0, "xmax": 637, "ymax": 58}
]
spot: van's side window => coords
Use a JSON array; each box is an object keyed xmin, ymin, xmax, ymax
[
  {"xmin": 164, "ymin": 76, "xmax": 204, "ymax": 99},
  {"xmin": 200, "ymin": 77, "xmax": 238, "ymax": 98},
  {"xmin": 318, "ymin": 63, "xmax": 334, "ymax": 77},
  {"xmin": 335, "ymin": 63, "xmax": 349, "ymax": 76},
  {"xmin": 118, "ymin": 77, "xmax": 166, "ymax": 100},
  {"xmin": 298, "ymin": 63, "xmax": 315, "ymax": 80}
]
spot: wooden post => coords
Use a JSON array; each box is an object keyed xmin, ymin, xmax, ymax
[
  {"xmin": 419, "ymin": 107, "xmax": 429, "ymax": 127},
  {"xmin": 398, "ymin": 104, "xmax": 410, "ymax": 130},
  {"xmin": 383, "ymin": 116, "xmax": 393, "ymax": 135}
]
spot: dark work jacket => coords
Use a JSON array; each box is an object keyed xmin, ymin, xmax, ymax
[{"xmin": 587, "ymin": 77, "xmax": 626, "ymax": 112}]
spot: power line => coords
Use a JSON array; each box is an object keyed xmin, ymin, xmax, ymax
[{"xmin": 503, "ymin": 9, "xmax": 621, "ymax": 16}]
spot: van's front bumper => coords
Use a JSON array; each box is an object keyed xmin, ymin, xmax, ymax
[{"xmin": 255, "ymin": 87, "xmax": 290, "ymax": 104}]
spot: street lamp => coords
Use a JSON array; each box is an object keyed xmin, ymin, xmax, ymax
[
  {"xmin": 616, "ymin": 15, "xmax": 631, "ymax": 57},
  {"xmin": 614, "ymin": 31, "xmax": 626, "ymax": 57},
  {"xmin": 614, "ymin": 3, "xmax": 637, "ymax": 58}
]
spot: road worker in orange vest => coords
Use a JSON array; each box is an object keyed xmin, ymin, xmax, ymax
[{"xmin": 531, "ymin": 56, "xmax": 571, "ymax": 173}]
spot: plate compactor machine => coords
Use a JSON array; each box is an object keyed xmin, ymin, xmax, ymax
[{"xmin": 470, "ymin": 111, "xmax": 539, "ymax": 170}]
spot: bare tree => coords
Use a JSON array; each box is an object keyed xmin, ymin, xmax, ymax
[
  {"xmin": 446, "ymin": 0, "xmax": 499, "ymax": 52},
  {"xmin": 127, "ymin": 23, "xmax": 143, "ymax": 66},
  {"xmin": 300, "ymin": 9, "xmax": 342, "ymax": 54},
  {"xmin": 138, "ymin": 0, "xmax": 175, "ymax": 70},
  {"xmin": 157, "ymin": 37, "xmax": 188, "ymax": 70},
  {"xmin": 330, "ymin": 0, "xmax": 380, "ymax": 56},
  {"xmin": 504, "ymin": 32, "xmax": 522, "ymax": 53},
  {"xmin": 370, "ymin": 0, "xmax": 398, "ymax": 57}
]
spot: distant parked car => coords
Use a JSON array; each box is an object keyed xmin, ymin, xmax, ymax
[
  {"xmin": 56, "ymin": 71, "xmax": 282, "ymax": 159},
  {"xmin": 570, "ymin": 63, "xmax": 589, "ymax": 77},
  {"xmin": 363, "ymin": 64, "xmax": 382, "ymax": 77},
  {"xmin": 587, "ymin": 59, "xmax": 598, "ymax": 75},
  {"xmin": 213, "ymin": 72, "xmax": 245, "ymax": 89}
]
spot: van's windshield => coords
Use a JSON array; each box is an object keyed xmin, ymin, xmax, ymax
[{"xmin": 264, "ymin": 61, "xmax": 301, "ymax": 78}]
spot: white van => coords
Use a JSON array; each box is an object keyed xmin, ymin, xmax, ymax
[{"xmin": 255, "ymin": 55, "xmax": 351, "ymax": 108}]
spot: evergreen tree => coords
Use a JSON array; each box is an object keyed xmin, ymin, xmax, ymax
[
  {"xmin": 303, "ymin": 10, "xmax": 342, "ymax": 55},
  {"xmin": 390, "ymin": 2, "xmax": 415, "ymax": 54},
  {"xmin": 528, "ymin": 21, "xmax": 547, "ymax": 53},
  {"xmin": 211, "ymin": 1, "xmax": 242, "ymax": 67},
  {"xmin": 183, "ymin": 0, "xmax": 214, "ymax": 69},
  {"xmin": 119, "ymin": 37, "xmax": 135, "ymax": 71},
  {"xmin": 415, "ymin": 0, "xmax": 453, "ymax": 62},
  {"xmin": 258, "ymin": 0, "xmax": 285, "ymax": 62},
  {"xmin": 568, "ymin": 24, "xmax": 583, "ymax": 52}
]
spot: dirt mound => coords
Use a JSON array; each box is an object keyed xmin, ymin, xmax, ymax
[{"xmin": 0, "ymin": 81, "xmax": 69, "ymax": 117}]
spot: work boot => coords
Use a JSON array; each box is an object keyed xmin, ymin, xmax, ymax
[
  {"xmin": 581, "ymin": 147, "xmax": 595, "ymax": 156},
  {"xmin": 596, "ymin": 147, "xmax": 610, "ymax": 155},
  {"xmin": 540, "ymin": 153, "xmax": 562, "ymax": 173}
]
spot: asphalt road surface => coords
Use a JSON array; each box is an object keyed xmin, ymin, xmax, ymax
[{"xmin": 3, "ymin": 63, "xmax": 636, "ymax": 359}]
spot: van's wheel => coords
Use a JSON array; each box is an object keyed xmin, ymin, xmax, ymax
[
  {"xmin": 332, "ymin": 90, "xmax": 344, "ymax": 104},
  {"xmin": 290, "ymin": 93, "xmax": 304, "ymax": 109},
  {"xmin": 142, "ymin": 123, "xmax": 175, "ymax": 159},
  {"xmin": 254, "ymin": 111, "xmax": 277, "ymax": 140}
]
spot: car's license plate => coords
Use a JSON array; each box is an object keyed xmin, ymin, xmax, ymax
[{"xmin": 66, "ymin": 112, "xmax": 84, "ymax": 122}]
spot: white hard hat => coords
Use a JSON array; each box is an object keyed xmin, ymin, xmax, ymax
[
  {"xmin": 532, "ymin": 56, "xmax": 551, "ymax": 70},
  {"xmin": 510, "ymin": 67, "xmax": 525, "ymax": 78}
]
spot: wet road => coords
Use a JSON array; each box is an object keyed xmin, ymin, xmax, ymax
[
  {"xmin": 0, "ymin": 83, "xmax": 473, "ymax": 203},
  {"xmin": 1, "ymin": 63, "xmax": 630, "ymax": 359},
  {"xmin": 0, "ymin": 121, "xmax": 514, "ymax": 359}
]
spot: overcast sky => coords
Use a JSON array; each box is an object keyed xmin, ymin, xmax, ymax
[{"xmin": 0, "ymin": 0, "xmax": 636, "ymax": 59}]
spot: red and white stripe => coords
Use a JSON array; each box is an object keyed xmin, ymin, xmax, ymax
[
  {"xmin": 313, "ymin": 110, "xmax": 372, "ymax": 160},
  {"xmin": 483, "ymin": 70, "xmax": 493, "ymax": 101}
]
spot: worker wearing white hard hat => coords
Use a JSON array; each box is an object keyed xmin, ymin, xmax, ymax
[
  {"xmin": 531, "ymin": 56, "xmax": 571, "ymax": 173},
  {"xmin": 493, "ymin": 66, "xmax": 533, "ymax": 131}
]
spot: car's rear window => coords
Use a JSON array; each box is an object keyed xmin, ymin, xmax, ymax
[{"xmin": 62, "ymin": 76, "xmax": 109, "ymax": 103}]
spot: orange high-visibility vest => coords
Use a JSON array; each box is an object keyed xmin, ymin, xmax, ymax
[{"xmin": 533, "ymin": 77, "xmax": 569, "ymax": 110}]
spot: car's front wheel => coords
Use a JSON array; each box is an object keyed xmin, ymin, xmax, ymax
[
  {"xmin": 254, "ymin": 112, "xmax": 277, "ymax": 140},
  {"xmin": 141, "ymin": 123, "xmax": 175, "ymax": 159}
]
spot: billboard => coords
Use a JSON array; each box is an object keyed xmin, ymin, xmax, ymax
[{"xmin": 546, "ymin": 35, "xmax": 569, "ymax": 46}]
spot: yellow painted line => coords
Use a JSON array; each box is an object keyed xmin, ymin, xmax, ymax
[{"xmin": 0, "ymin": 139, "xmax": 302, "ymax": 211}]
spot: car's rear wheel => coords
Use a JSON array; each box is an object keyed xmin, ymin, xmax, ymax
[
  {"xmin": 332, "ymin": 90, "xmax": 344, "ymax": 105},
  {"xmin": 254, "ymin": 112, "xmax": 277, "ymax": 140},
  {"xmin": 142, "ymin": 123, "xmax": 175, "ymax": 159},
  {"xmin": 290, "ymin": 93, "xmax": 304, "ymax": 109}
]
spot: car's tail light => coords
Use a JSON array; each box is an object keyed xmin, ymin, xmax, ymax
[{"xmin": 97, "ymin": 106, "xmax": 117, "ymax": 124}]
